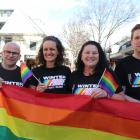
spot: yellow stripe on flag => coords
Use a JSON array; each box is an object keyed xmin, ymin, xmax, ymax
[{"xmin": 0, "ymin": 108, "xmax": 137, "ymax": 140}]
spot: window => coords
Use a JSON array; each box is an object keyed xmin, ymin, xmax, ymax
[
  {"xmin": 0, "ymin": 22, "xmax": 5, "ymax": 29},
  {"xmin": 29, "ymin": 41, "xmax": 36, "ymax": 50},
  {"xmin": 5, "ymin": 37, "xmax": 12, "ymax": 43}
]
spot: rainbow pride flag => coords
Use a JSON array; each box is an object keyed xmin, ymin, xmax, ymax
[
  {"xmin": 99, "ymin": 68, "xmax": 118, "ymax": 96},
  {"xmin": 74, "ymin": 88, "xmax": 93, "ymax": 95},
  {"xmin": 74, "ymin": 87, "xmax": 85, "ymax": 95},
  {"xmin": 0, "ymin": 85, "xmax": 140, "ymax": 140},
  {"xmin": 20, "ymin": 63, "xmax": 33, "ymax": 83}
]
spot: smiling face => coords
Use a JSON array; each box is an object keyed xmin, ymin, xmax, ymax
[
  {"xmin": 2, "ymin": 43, "xmax": 21, "ymax": 68},
  {"xmin": 43, "ymin": 40, "xmax": 59, "ymax": 66},
  {"xmin": 131, "ymin": 29, "xmax": 140, "ymax": 55},
  {"xmin": 81, "ymin": 44, "xmax": 99, "ymax": 69}
]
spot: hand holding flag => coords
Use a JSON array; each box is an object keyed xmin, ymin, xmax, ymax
[
  {"xmin": 20, "ymin": 63, "xmax": 40, "ymax": 84},
  {"xmin": 98, "ymin": 68, "xmax": 118, "ymax": 97}
]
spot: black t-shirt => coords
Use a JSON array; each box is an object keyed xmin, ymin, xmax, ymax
[
  {"xmin": 115, "ymin": 55, "xmax": 140, "ymax": 100},
  {"xmin": 0, "ymin": 64, "xmax": 24, "ymax": 87},
  {"xmin": 71, "ymin": 68, "xmax": 122, "ymax": 95},
  {"xmin": 30, "ymin": 65, "xmax": 72, "ymax": 94}
]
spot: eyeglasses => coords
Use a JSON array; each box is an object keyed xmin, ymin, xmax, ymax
[{"xmin": 3, "ymin": 50, "xmax": 20, "ymax": 57}]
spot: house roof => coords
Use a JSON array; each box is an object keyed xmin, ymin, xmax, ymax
[{"xmin": 0, "ymin": 9, "xmax": 46, "ymax": 35}]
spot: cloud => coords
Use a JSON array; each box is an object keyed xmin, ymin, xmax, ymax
[{"xmin": 0, "ymin": 0, "xmax": 85, "ymax": 35}]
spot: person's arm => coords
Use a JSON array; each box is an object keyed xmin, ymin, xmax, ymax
[
  {"xmin": 0, "ymin": 77, "xmax": 4, "ymax": 88},
  {"xmin": 91, "ymin": 88, "xmax": 108, "ymax": 99},
  {"xmin": 111, "ymin": 91, "xmax": 140, "ymax": 103},
  {"xmin": 104, "ymin": 68, "xmax": 126, "ymax": 101},
  {"xmin": 110, "ymin": 91, "xmax": 126, "ymax": 101},
  {"xmin": 25, "ymin": 67, "xmax": 40, "ymax": 89},
  {"xmin": 28, "ymin": 84, "xmax": 37, "ymax": 90},
  {"xmin": 125, "ymin": 95, "xmax": 140, "ymax": 103},
  {"xmin": 115, "ymin": 64, "xmax": 135, "ymax": 102},
  {"xmin": 36, "ymin": 83, "xmax": 46, "ymax": 92}
]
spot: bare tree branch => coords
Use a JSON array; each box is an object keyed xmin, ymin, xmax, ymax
[
  {"xmin": 80, "ymin": 0, "xmax": 136, "ymax": 48},
  {"xmin": 61, "ymin": 20, "xmax": 90, "ymax": 59},
  {"xmin": 61, "ymin": 0, "xmax": 137, "ymax": 60}
]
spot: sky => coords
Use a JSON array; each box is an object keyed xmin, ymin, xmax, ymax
[
  {"xmin": 0, "ymin": 0, "xmax": 140, "ymax": 51},
  {"xmin": 0, "ymin": 0, "xmax": 85, "ymax": 35}
]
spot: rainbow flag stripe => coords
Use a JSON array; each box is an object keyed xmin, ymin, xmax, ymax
[
  {"xmin": 20, "ymin": 63, "xmax": 33, "ymax": 83},
  {"xmin": 74, "ymin": 87, "xmax": 85, "ymax": 95},
  {"xmin": 0, "ymin": 85, "xmax": 140, "ymax": 140},
  {"xmin": 44, "ymin": 79, "xmax": 52, "ymax": 87},
  {"xmin": 99, "ymin": 69, "xmax": 118, "ymax": 96},
  {"xmin": 134, "ymin": 77, "xmax": 140, "ymax": 85}
]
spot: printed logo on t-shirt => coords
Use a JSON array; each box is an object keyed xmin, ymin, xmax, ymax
[
  {"xmin": 128, "ymin": 73, "xmax": 140, "ymax": 87},
  {"xmin": 4, "ymin": 81, "xmax": 23, "ymax": 87},
  {"xmin": 73, "ymin": 84, "xmax": 98, "ymax": 95},
  {"xmin": 42, "ymin": 75, "xmax": 66, "ymax": 89}
]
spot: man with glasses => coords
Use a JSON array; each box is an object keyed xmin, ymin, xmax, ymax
[{"xmin": 0, "ymin": 42, "xmax": 25, "ymax": 87}]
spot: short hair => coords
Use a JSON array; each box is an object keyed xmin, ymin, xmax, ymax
[
  {"xmin": 75, "ymin": 41, "xmax": 109, "ymax": 74},
  {"xmin": 36, "ymin": 36, "xmax": 65, "ymax": 66},
  {"xmin": 3, "ymin": 42, "xmax": 20, "ymax": 52},
  {"xmin": 131, "ymin": 24, "xmax": 140, "ymax": 40}
]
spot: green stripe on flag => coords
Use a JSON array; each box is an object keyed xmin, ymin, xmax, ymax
[
  {"xmin": 0, "ymin": 126, "xmax": 29, "ymax": 140},
  {"xmin": 0, "ymin": 108, "xmax": 138, "ymax": 140}
]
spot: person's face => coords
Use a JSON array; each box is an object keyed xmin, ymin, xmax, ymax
[
  {"xmin": 131, "ymin": 29, "xmax": 140, "ymax": 54},
  {"xmin": 43, "ymin": 40, "xmax": 59, "ymax": 64},
  {"xmin": 2, "ymin": 44, "xmax": 20, "ymax": 67},
  {"xmin": 81, "ymin": 44, "xmax": 99, "ymax": 68}
]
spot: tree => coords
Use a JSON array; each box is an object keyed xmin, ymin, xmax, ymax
[
  {"xmin": 61, "ymin": 20, "xmax": 90, "ymax": 60},
  {"xmin": 77, "ymin": 0, "xmax": 136, "ymax": 48}
]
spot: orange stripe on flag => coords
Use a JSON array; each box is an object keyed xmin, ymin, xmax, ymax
[{"xmin": 0, "ymin": 91, "xmax": 140, "ymax": 138}]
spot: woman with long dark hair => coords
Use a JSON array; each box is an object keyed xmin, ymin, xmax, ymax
[
  {"xmin": 30, "ymin": 36, "xmax": 71, "ymax": 94},
  {"xmin": 71, "ymin": 41, "xmax": 125, "ymax": 100}
]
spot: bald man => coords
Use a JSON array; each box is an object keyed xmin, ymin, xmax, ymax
[{"xmin": 0, "ymin": 42, "xmax": 25, "ymax": 87}]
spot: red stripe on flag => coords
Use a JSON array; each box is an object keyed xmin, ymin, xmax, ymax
[
  {"xmin": 1, "ymin": 85, "xmax": 140, "ymax": 121},
  {"xmin": 1, "ymin": 93, "xmax": 140, "ymax": 139},
  {"xmin": 103, "ymin": 69, "xmax": 118, "ymax": 89}
]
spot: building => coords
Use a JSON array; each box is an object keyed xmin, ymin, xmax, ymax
[
  {"xmin": 0, "ymin": 9, "xmax": 14, "ymax": 29},
  {"xmin": 110, "ymin": 40, "xmax": 133, "ymax": 60},
  {"xmin": 109, "ymin": 40, "xmax": 133, "ymax": 69},
  {"xmin": 0, "ymin": 9, "xmax": 46, "ymax": 63}
]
